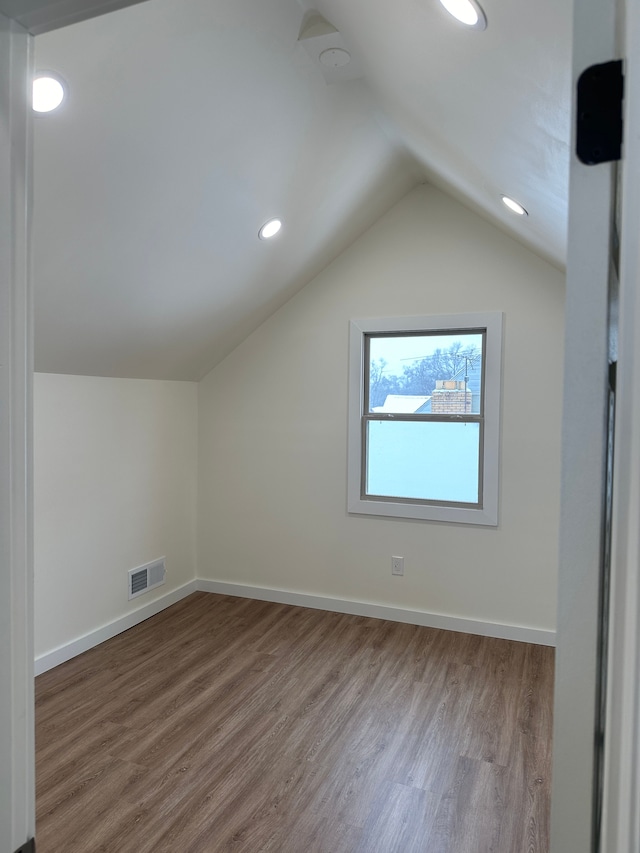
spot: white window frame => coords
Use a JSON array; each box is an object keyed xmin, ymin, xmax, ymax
[{"xmin": 347, "ymin": 312, "xmax": 503, "ymax": 525}]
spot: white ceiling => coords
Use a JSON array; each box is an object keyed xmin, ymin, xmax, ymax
[{"xmin": 33, "ymin": 0, "xmax": 571, "ymax": 380}]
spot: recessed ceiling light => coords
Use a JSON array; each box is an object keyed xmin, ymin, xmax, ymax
[
  {"xmin": 501, "ymin": 196, "xmax": 528, "ymax": 216},
  {"xmin": 438, "ymin": 0, "xmax": 487, "ymax": 30},
  {"xmin": 32, "ymin": 72, "xmax": 66, "ymax": 113},
  {"xmin": 259, "ymin": 218, "xmax": 282, "ymax": 240}
]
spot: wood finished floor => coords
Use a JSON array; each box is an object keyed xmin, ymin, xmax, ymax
[{"xmin": 36, "ymin": 592, "xmax": 554, "ymax": 852}]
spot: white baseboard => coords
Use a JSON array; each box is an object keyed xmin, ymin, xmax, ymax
[
  {"xmin": 196, "ymin": 579, "xmax": 556, "ymax": 646},
  {"xmin": 35, "ymin": 580, "xmax": 198, "ymax": 675},
  {"xmin": 34, "ymin": 577, "xmax": 555, "ymax": 675}
]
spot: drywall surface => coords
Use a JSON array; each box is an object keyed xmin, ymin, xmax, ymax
[
  {"xmin": 198, "ymin": 185, "xmax": 565, "ymax": 634},
  {"xmin": 34, "ymin": 373, "xmax": 197, "ymax": 658}
]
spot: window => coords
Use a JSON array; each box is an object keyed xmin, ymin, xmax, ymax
[{"xmin": 348, "ymin": 312, "xmax": 502, "ymax": 525}]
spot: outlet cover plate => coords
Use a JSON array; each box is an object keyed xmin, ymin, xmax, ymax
[{"xmin": 391, "ymin": 556, "xmax": 404, "ymax": 576}]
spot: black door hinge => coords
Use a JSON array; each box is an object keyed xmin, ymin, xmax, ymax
[
  {"xmin": 14, "ymin": 839, "xmax": 35, "ymax": 853},
  {"xmin": 576, "ymin": 59, "xmax": 623, "ymax": 164}
]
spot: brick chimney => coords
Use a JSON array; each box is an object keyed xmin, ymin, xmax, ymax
[{"xmin": 430, "ymin": 380, "xmax": 472, "ymax": 414}]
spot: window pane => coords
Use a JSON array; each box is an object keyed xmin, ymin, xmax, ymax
[
  {"xmin": 366, "ymin": 420, "xmax": 480, "ymax": 504},
  {"xmin": 368, "ymin": 332, "xmax": 483, "ymax": 414}
]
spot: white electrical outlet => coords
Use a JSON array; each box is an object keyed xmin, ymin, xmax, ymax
[{"xmin": 391, "ymin": 556, "xmax": 404, "ymax": 576}]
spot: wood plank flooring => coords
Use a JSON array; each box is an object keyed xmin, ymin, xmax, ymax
[{"xmin": 35, "ymin": 592, "xmax": 554, "ymax": 852}]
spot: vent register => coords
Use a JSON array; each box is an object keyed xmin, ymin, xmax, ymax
[{"xmin": 128, "ymin": 557, "xmax": 166, "ymax": 600}]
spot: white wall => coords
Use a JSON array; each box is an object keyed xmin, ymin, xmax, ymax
[
  {"xmin": 198, "ymin": 184, "xmax": 565, "ymax": 636},
  {"xmin": 34, "ymin": 373, "xmax": 197, "ymax": 659}
]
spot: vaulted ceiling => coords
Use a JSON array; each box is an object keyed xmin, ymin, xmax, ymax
[{"xmin": 33, "ymin": 0, "xmax": 571, "ymax": 380}]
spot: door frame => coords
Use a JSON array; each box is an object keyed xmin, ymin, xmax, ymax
[
  {"xmin": 549, "ymin": 0, "xmax": 619, "ymax": 850},
  {"xmin": 0, "ymin": 14, "xmax": 34, "ymax": 852},
  {"xmin": 2, "ymin": 1, "xmax": 638, "ymax": 851},
  {"xmin": 601, "ymin": 1, "xmax": 640, "ymax": 850}
]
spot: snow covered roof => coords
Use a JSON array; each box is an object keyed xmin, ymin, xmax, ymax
[{"xmin": 372, "ymin": 395, "xmax": 431, "ymax": 414}]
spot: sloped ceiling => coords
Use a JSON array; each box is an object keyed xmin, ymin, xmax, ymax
[{"xmin": 33, "ymin": 0, "xmax": 571, "ymax": 380}]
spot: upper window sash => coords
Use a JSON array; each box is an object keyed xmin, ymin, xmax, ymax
[{"xmin": 365, "ymin": 328, "xmax": 486, "ymax": 412}]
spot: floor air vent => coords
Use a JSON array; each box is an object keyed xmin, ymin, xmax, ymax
[{"xmin": 128, "ymin": 557, "xmax": 166, "ymax": 600}]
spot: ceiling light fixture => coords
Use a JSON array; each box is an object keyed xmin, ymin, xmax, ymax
[
  {"xmin": 259, "ymin": 218, "xmax": 282, "ymax": 240},
  {"xmin": 438, "ymin": 0, "xmax": 487, "ymax": 30},
  {"xmin": 501, "ymin": 195, "xmax": 528, "ymax": 216},
  {"xmin": 32, "ymin": 72, "xmax": 67, "ymax": 113},
  {"xmin": 319, "ymin": 48, "xmax": 351, "ymax": 68}
]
